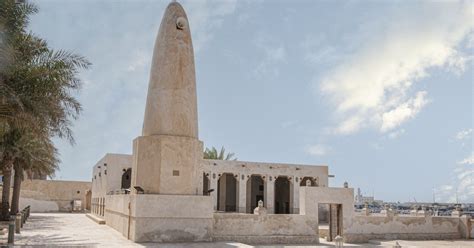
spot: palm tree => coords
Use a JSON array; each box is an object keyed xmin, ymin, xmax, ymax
[
  {"xmin": 203, "ymin": 146, "xmax": 237, "ymax": 161},
  {"xmin": 0, "ymin": 0, "xmax": 89, "ymax": 220},
  {"xmin": 10, "ymin": 131, "xmax": 58, "ymax": 215},
  {"xmin": 0, "ymin": 129, "xmax": 21, "ymax": 219}
]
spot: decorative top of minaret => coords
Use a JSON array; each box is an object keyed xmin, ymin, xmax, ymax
[{"xmin": 142, "ymin": 2, "xmax": 198, "ymax": 138}]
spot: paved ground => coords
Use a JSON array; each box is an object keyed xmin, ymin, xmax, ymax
[{"xmin": 0, "ymin": 213, "xmax": 472, "ymax": 247}]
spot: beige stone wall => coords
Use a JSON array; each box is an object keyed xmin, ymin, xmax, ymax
[
  {"xmin": 19, "ymin": 179, "xmax": 91, "ymax": 212},
  {"xmin": 345, "ymin": 215, "xmax": 464, "ymax": 242},
  {"xmin": 470, "ymin": 219, "xmax": 474, "ymax": 239},
  {"xmin": 200, "ymin": 159, "xmax": 329, "ymax": 187},
  {"xmin": 200, "ymin": 159, "xmax": 329, "ymax": 214},
  {"xmin": 105, "ymin": 194, "xmax": 213, "ymax": 242},
  {"xmin": 91, "ymin": 153, "xmax": 132, "ymax": 217},
  {"xmin": 299, "ymin": 187, "xmax": 355, "ymax": 231},
  {"xmin": 213, "ymin": 213, "xmax": 319, "ymax": 244},
  {"xmin": 104, "ymin": 194, "xmax": 130, "ymax": 237},
  {"xmin": 91, "ymin": 153, "xmax": 132, "ymax": 199}
]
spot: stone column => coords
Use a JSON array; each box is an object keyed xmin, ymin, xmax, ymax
[
  {"xmin": 218, "ymin": 174, "xmax": 226, "ymax": 211},
  {"xmin": 329, "ymin": 204, "xmax": 339, "ymax": 241},
  {"xmin": 264, "ymin": 176, "xmax": 274, "ymax": 214},
  {"xmin": 459, "ymin": 215, "xmax": 472, "ymax": 239},
  {"xmin": 100, "ymin": 198, "xmax": 104, "ymax": 216},
  {"xmin": 238, "ymin": 174, "xmax": 247, "ymax": 213},
  {"xmin": 292, "ymin": 177, "xmax": 300, "ymax": 214},
  {"xmin": 210, "ymin": 173, "xmax": 218, "ymax": 211},
  {"xmin": 197, "ymin": 171, "xmax": 204, "ymax": 196}
]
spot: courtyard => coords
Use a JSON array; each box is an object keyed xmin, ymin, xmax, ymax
[{"xmin": 0, "ymin": 213, "xmax": 471, "ymax": 247}]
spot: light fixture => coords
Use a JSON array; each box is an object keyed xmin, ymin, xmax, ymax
[{"xmin": 134, "ymin": 186, "xmax": 145, "ymax": 194}]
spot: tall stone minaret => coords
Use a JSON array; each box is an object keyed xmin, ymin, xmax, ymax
[
  {"xmin": 131, "ymin": 2, "xmax": 202, "ymax": 195},
  {"xmin": 142, "ymin": 1, "xmax": 198, "ymax": 139}
]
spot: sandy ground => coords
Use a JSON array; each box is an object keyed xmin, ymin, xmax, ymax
[{"xmin": 0, "ymin": 213, "xmax": 472, "ymax": 247}]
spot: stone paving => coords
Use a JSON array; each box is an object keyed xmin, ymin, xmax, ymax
[{"xmin": 0, "ymin": 213, "xmax": 472, "ymax": 247}]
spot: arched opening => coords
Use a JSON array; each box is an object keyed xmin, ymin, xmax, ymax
[
  {"xmin": 121, "ymin": 168, "xmax": 132, "ymax": 189},
  {"xmin": 203, "ymin": 173, "xmax": 210, "ymax": 195},
  {"xmin": 300, "ymin": 176, "xmax": 318, "ymax": 186},
  {"xmin": 274, "ymin": 176, "xmax": 291, "ymax": 214},
  {"xmin": 246, "ymin": 175, "xmax": 264, "ymax": 213},
  {"xmin": 217, "ymin": 173, "xmax": 237, "ymax": 212}
]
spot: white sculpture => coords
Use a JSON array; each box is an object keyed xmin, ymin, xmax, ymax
[{"xmin": 253, "ymin": 200, "xmax": 267, "ymax": 215}]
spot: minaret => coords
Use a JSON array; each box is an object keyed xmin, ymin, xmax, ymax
[
  {"xmin": 142, "ymin": 1, "xmax": 198, "ymax": 138},
  {"xmin": 131, "ymin": 2, "xmax": 203, "ymax": 195}
]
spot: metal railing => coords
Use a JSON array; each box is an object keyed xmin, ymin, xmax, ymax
[{"xmin": 7, "ymin": 205, "xmax": 31, "ymax": 245}]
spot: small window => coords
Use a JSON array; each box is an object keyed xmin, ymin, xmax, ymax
[
  {"xmin": 259, "ymin": 185, "xmax": 264, "ymax": 191},
  {"xmin": 173, "ymin": 170, "xmax": 180, "ymax": 176}
]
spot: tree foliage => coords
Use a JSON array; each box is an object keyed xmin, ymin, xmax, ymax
[
  {"xmin": 0, "ymin": 0, "xmax": 89, "ymax": 219},
  {"xmin": 203, "ymin": 146, "xmax": 237, "ymax": 161}
]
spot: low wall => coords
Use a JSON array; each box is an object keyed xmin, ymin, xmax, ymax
[
  {"xmin": 19, "ymin": 180, "xmax": 91, "ymax": 212},
  {"xmin": 213, "ymin": 213, "xmax": 318, "ymax": 244},
  {"xmin": 105, "ymin": 194, "xmax": 214, "ymax": 243},
  {"xmin": 471, "ymin": 219, "xmax": 474, "ymax": 239},
  {"xmin": 346, "ymin": 214, "xmax": 464, "ymax": 242}
]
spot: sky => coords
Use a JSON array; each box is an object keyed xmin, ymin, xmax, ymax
[{"xmin": 28, "ymin": 0, "xmax": 473, "ymax": 203}]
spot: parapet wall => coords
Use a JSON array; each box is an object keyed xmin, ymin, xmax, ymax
[
  {"xmin": 105, "ymin": 194, "xmax": 214, "ymax": 243},
  {"xmin": 213, "ymin": 213, "xmax": 319, "ymax": 244},
  {"xmin": 345, "ymin": 214, "xmax": 465, "ymax": 243},
  {"xmin": 19, "ymin": 179, "xmax": 91, "ymax": 212}
]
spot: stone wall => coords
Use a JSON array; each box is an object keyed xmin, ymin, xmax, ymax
[
  {"xmin": 19, "ymin": 179, "xmax": 91, "ymax": 212},
  {"xmin": 213, "ymin": 213, "xmax": 318, "ymax": 244},
  {"xmin": 105, "ymin": 194, "xmax": 213, "ymax": 243},
  {"xmin": 345, "ymin": 215, "xmax": 464, "ymax": 242},
  {"xmin": 104, "ymin": 194, "xmax": 130, "ymax": 237},
  {"xmin": 92, "ymin": 153, "xmax": 132, "ymax": 199},
  {"xmin": 199, "ymin": 159, "xmax": 329, "ymax": 214},
  {"xmin": 471, "ymin": 219, "xmax": 474, "ymax": 239}
]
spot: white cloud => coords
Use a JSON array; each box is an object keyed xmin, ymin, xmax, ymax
[
  {"xmin": 317, "ymin": 1, "xmax": 473, "ymax": 135},
  {"xmin": 183, "ymin": 0, "xmax": 238, "ymax": 53},
  {"xmin": 455, "ymin": 128, "xmax": 473, "ymax": 140},
  {"xmin": 305, "ymin": 144, "xmax": 330, "ymax": 156},
  {"xmin": 127, "ymin": 50, "xmax": 149, "ymax": 72},
  {"xmin": 335, "ymin": 116, "xmax": 363, "ymax": 135},
  {"xmin": 436, "ymin": 153, "xmax": 474, "ymax": 203},
  {"xmin": 381, "ymin": 91, "xmax": 429, "ymax": 132},
  {"xmin": 253, "ymin": 35, "xmax": 287, "ymax": 78},
  {"xmin": 459, "ymin": 153, "xmax": 474, "ymax": 165},
  {"xmin": 454, "ymin": 128, "xmax": 473, "ymax": 147},
  {"xmin": 388, "ymin": 128, "xmax": 406, "ymax": 139},
  {"xmin": 301, "ymin": 34, "xmax": 340, "ymax": 66}
]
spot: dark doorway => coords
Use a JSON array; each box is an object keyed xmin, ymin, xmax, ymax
[
  {"xmin": 121, "ymin": 168, "xmax": 132, "ymax": 189},
  {"xmin": 203, "ymin": 173, "xmax": 210, "ymax": 195},
  {"xmin": 217, "ymin": 173, "xmax": 237, "ymax": 212},
  {"xmin": 246, "ymin": 175, "xmax": 264, "ymax": 213},
  {"xmin": 274, "ymin": 176, "xmax": 290, "ymax": 214}
]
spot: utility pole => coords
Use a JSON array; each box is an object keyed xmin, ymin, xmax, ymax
[{"xmin": 455, "ymin": 186, "xmax": 459, "ymax": 204}]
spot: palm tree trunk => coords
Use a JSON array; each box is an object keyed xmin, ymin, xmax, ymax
[
  {"xmin": 1, "ymin": 156, "xmax": 13, "ymax": 221},
  {"xmin": 10, "ymin": 162, "xmax": 22, "ymax": 215}
]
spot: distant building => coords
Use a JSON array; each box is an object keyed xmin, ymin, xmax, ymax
[{"xmin": 355, "ymin": 188, "xmax": 383, "ymax": 205}]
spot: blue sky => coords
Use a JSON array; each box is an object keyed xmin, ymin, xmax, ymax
[{"xmin": 29, "ymin": 0, "xmax": 472, "ymax": 203}]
